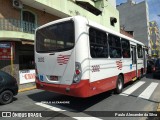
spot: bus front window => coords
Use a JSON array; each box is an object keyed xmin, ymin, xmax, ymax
[{"xmin": 36, "ymin": 21, "xmax": 75, "ymax": 53}]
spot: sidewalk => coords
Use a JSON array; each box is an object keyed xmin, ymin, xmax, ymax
[
  {"xmin": 18, "ymin": 86, "xmax": 36, "ymax": 92},
  {"xmin": 18, "ymin": 82, "xmax": 36, "ymax": 92}
]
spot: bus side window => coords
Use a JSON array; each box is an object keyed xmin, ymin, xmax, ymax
[
  {"xmin": 131, "ymin": 46, "xmax": 136, "ymax": 64},
  {"xmin": 137, "ymin": 44, "xmax": 143, "ymax": 58},
  {"xmin": 121, "ymin": 38, "xmax": 130, "ymax": 58},
  {"xmin": 89, "ymin": 27, "xmax": 108, "ymax": 58},
  {"xmin": 90, "ymin": 46, "xmax": 97, "ymax": 57},
  {"xmin": 108, "ymin": 34, "xmax": 121, "ymax": 58},
  {"xmin": 110, "ymin": 48, "xmax": 118, "ymax": 58}
]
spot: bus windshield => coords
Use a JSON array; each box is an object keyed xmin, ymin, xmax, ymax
[{"xmin": 36, "ymin": 21, "xmax": 74, "ymax": 53}]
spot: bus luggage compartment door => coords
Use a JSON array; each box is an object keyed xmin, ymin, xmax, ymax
[{"xmin": 36, "ymin": 51, "xmax": 75, "ymax": 85}]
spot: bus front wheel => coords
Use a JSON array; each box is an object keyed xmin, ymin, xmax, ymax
[{"xmin": 115, "ymin": 75, "xmax": 123, "ymax": 94}]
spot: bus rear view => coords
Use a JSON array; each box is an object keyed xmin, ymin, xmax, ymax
[
  {"xmin": 35, "ymin": 17, "xmax": 90, "ymax": 97},
  {"xmin": 35, "ymin": 16, "xmax": 146, "ymax": 98}
]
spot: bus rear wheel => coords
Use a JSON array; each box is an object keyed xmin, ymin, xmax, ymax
[
  {"xmin": 115, "ymin": 75, "xmax": 123, "ymax": 94},
  {"xmin": 139, "ymin": 69, "xmax": 143, "ymax": 80}
]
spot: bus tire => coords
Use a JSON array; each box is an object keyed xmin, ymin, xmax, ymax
[
  {"xmin": 115, "ymin": 75, "xmax": 123, "ymax": 94},
  {"xmin": 140, "ymin": 69, "xmax": 143, "ymax": 79},
  {"xmin": 138, "ymin": 69, "xmax": 143, "ymax": 80}
]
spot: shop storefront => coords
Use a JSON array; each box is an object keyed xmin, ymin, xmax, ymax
[{"xmin": 0, "ymin": 41, "xmax": 35, "ymax": 87}]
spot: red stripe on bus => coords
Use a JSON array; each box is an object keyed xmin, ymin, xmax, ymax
[{"xmin": 36, "ymin": 69, "xmax": 142, "ymax": 98}]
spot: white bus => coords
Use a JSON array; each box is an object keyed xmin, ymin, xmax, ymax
[{"xmin": 35, "ymin": 16, "xmax": 147, "ymax": 98}]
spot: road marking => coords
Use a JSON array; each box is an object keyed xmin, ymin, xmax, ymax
[
  {"xmin": 36, "ymin": 102, "xmax": 67, "ymax": 111},
  {"xmin": 120, "ymin": 81, "xmax": 145, "ymax": 96},
  {"xmin": 36, "ymin": 102, "xmax": 102, "ymax": 120},
  {"xmin": 138, "ymin": 82, "xmax": 158, "ymax": 100}
]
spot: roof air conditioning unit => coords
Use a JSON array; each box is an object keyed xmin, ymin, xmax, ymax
[{"xmin": 13, "ymin": 0, "xmax": 23, "ymax": 9}]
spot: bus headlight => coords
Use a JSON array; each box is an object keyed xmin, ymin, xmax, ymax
[{"xmin": 73, "ymin": 62, "xmax": 82, "ymax": 83}]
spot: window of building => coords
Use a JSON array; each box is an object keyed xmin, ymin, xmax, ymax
[
  {"xmin": 23, "ymin": 11, "xmax": 35, "ymax": 23},
  {"xmin": 121, "ymin": 38, "xmax": 131, "ymax": 58},
  {"xmin": 22, "ymin": 11, "xmax": 36, "ymax": 33},
  {"xmin": 137, "ymin": 44, "xmax": 143, "ymax": 58},
  {"xmin": 108, "ymin": 34, "xmax": 121, "ymax": 58},
  {"xmin": 89, "ymin": 28, "xmax": 108, "ymax": 58}
]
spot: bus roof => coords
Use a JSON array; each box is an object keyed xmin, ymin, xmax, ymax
[
  {"xmin": 36, "ymin": 16, "xmax": 145, "ymax": 46},
  {"xmin": 86, "ymin": 17, "xmax": 144, "ymax": 46},
  {"xmin": 36, "ymin": 17, "xmax": 74, "ymax": 31}
]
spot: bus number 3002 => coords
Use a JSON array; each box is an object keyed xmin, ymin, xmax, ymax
[{"xmin": 92, "ymin": 65, "xmax": 100, "ymax": 72}]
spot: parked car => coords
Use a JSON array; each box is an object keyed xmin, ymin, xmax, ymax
[
  {"xmin": 0, "ymin": 71, "xmax": 18, "ymax": 105},
  {"xmin": 153, "ymin": 59, "xmax": 160, "ymax": 78},
  {"xmin": 147, "ymin": 59, "xmax": 155, "ymax": 73}
]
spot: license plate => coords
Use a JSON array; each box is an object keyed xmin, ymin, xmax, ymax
[{"xmin": 50, "ymin": 76, "xmax": 58, "ymax": 81}]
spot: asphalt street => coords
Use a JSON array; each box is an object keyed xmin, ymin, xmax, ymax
[{"xmin": 0, "ymin": 73, "xmax": 160, "ymax": 120}]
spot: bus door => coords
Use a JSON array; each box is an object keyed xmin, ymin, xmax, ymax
[
  {"xmin": 143, "ymin": 48, "xmax": 147, "ymax": 74},
  {"xmin": 131, "ymin": 45, "xmax": 138, "ymax": 80}
]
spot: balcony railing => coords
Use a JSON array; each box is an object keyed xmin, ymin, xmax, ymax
[{"xmin": 0, "ymin": 18, "xmax": 38, "ymax": 34}]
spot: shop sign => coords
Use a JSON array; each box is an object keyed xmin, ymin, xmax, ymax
[
  {"xmin": 19, "ymin": 70, "xmax": 35, "ymax": 84},
  {"xmin": 0, "ymin": 42, "xmax": 14, "ymax": 60}
]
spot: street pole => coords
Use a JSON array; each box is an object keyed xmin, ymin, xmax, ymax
[
  {"xmin": 10, "ymin": 42, "xmax": 14, "ymax": 76},
  {"xmin": 157, "ymin": 15, "xmax": 160, "ymax": 58}
]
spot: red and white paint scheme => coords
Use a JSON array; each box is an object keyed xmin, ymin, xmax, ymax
[
  {"xmin": 35, "ymin": 16, "xmax": 147, "ymax": 98},
  {"xmin": 57, "ymin": 55, "xmax": 70, "ymax": 65}
]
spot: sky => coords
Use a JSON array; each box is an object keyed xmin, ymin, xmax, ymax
[{"xmin": 116, "ymin": 0, "xmax": 160, "ymax": 28}]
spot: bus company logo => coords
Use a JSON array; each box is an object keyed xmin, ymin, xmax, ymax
[
  {"xmin": 116, "ymin": 60, "xmax": 122, "ymax": 70},
  {"xmin": 57, "ymin": 55, "xmax": 70, "ymax": 65}
]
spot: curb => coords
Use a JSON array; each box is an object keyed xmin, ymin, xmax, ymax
[
  {"xmin": 18, "ymin": 86, "xmax": 36, "ymax": 92},
  {"xmin": 157, "ymin": 103, "xmax": 160, "ymax": 111}
]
